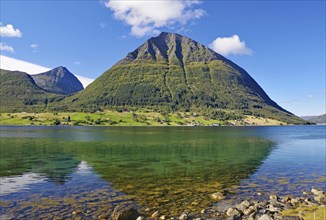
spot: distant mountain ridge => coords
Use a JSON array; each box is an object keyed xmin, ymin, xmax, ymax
[
  {"xmin": 0, "ymin": 55, "xmax": 94, "ymax": 88},
  {"xmin": 31, "ymin": 66, "xmax": 83, "ymax": 95},
  {"xmin": 0, "ymin": 66, "xmax": 83, "ymax": 112},
  {"xmin": 301, "ymin": 114, "xmax": 326, "ymax": 124},
  {"xmin": 0, "ymin": 69, "xmax": 62, "ymax": 112}
]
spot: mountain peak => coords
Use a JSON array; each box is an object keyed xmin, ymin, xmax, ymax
[
  {"xmin": 31, "ymin": 67, "xmax": 83, "ymax": 95},
  {"xmin": 156, "ymin": 32, "xmax": 183, "ymax": 38},
  {"xmin": 119, "ymin": 32, "xmax": 223, "ymax": 65},
  {"xmin": 54, "ymin": 66, "xmax": 67, "ymax": 70},
  {"xmin": 52, "ymin": 66, "xmax": 68, "ymax": 73}
]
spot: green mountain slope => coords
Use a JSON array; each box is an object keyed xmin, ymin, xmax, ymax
[
  {"xmin": 60, "ymin": 32, "xmax": 304, "ymax": 124},
  {"xmin": 0, "ymin": 69, "xmax": 63, "ymax": 112},
  {"xmin": 31, "ymin": 66, "xmax": 83, "ymax": 95}
]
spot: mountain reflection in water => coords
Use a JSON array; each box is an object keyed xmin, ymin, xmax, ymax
[{"xmin": 0, "ymin": 126, "xmax": 325, "ymax": 219}]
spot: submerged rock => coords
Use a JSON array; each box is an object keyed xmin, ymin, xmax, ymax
[
  {"xmin": 269, "ymin": 194, "xmax": 279, "ymax": 201},
  {"xmin": 280, "ymin": 216, "xmax": 302, "ymax": 220},
  {"xmin": 311, "ymin": 188, "xmax": 324, "ymax": 196},
  {"xmin": 311, "ymin": 188, "xmax": 326, "ymax": 204},
  {"xmin": 243, "ymin": 207, "xmax": 255, "ymax": 216},
  {"xmin": 179, "ymin": 213, "xmax": 188, "ymax": 220},
  {"xmin": 235, "ymin": 200, "xmax": 250, "ymax": 212},
  {"xmin": 72, "ymin": 210, "xmax": 82, "ymax": 215},
  {"xmin": 211, "ymin": 192, "xmax": 226, "ymax": 200},
  {"xmin": 235, "ymin": 203, "xmax": 247, "ymax": 212},
  {"xmin": 97, "ymin": 214, "xmax": 107, "ymax": 219},
  {"xmin": 302, "ymin": 191, "xmax": 309, "ymax": 195},
  {"xmin": 314, "ymin": 194, "xmax": 326, "ymax": 204},
  {"xmin": 267, "ymin": 204, "xmax": 281, "ymax": 213},
  {"xmin": 241, "ymin": 200, "xmax": 251, "ymax": 208},
  {"xmin": 151, "ymin": 211, "xmax": 160, "ymax": 218},
  {"xmin": 111, "ymin": 204, "xmax": 139, "ymax": 220},
  {"xmin": 281, "ymin": 195, "xmax": 292, "ymax": 204},
  {"xmin": 226, "ymin": 207, "xmax": 241, "ymax": 217},
  {"xmin": 290, "ymin": 198, "xmax": 299, "ymax": 205},
  {"xmin": 258, "ymin": 214, "xmax": 273, "ymax": 220}
]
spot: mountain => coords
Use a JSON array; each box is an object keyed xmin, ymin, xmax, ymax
[
  {"xmin": 0, "ymin": 33, "xmax": 307, "ymax": 124},
  {"xmin": 61, "ymin": 32, "xmax": 304, "ymax": 124},
  {"xmin": 301, "ymin": 114, "xmax": 326, "ymax": 124},
  {"xmin": 31, "ymin": 66, "xmax": 83, "ymax": 95},
  {"xmin": 0, "ymin": 69, "xmax": 63, "ymax": 112}
]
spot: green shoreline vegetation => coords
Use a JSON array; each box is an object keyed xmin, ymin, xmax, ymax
[{"xmin": 0, "ymin": 110, "xmax": 290, "ymax": 126}]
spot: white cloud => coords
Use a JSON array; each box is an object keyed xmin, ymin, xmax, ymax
[
  {"xmin": 209, "ymin": 35, "xmax": 252, "ymax": 56},
  {"xmin": 30, "ymin": 43, "xmax": 38, "ymax": 52},
  {"xmin": 105, "ymin": 0, "xmax": 205, "ymax": 37},
  {"xmin": 74, "ymin": 75, "xmax": 94, "ymax": 88},
  {"xmin": 74, "ymin": 61, "xmax": 81, "ymax": 66},
  {"xmin": 308, "ymin": 94, "xmax": 316, "ymax": 99},
  {"xmin": 0, "ymin": 55, "xmax": 50, "ymax": 74},
  {"xmin": 0, "ymin": 23, "xmax": 22, "ymax": 37},
  {"xmin": 99, "ymin": 22, "xmax": 108, "ymax": 28},
  {"xmin": 0, "ymin": 55, "xmax": 94, "ymax": 88},
  {"xmin": 30, "ymin": 44, "xmax": 38, "ymax": 49},
  {"xmin": 0, "ymin": 42, "xmax": 15, "ymax": 53}
]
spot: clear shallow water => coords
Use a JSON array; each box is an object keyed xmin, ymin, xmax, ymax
[{"xmin": 0, "ymin": 126, "xmax": 325, "ymax": 218}]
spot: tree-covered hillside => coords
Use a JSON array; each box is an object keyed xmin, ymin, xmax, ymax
[{"xmin": 0, "ymin": 69, "xmax": 63, "ymax": 112}]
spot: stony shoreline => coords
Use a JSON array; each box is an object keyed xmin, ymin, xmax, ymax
[{"xmin": 111, "ymin": 188, "xmax": 326, "ymax": 220}]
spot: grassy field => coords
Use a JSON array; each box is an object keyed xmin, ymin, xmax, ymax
[{"xmin": 0, "ymin": 111, "xmax": 285, "ymax": 126}]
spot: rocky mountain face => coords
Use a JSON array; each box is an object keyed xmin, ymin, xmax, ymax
[
  {"xmin": 31, "ymin": 66, "xmax": 83, "ymax": 95},
  {"xmin": 63, "ymin": 32, "xmax": 302, "ymax": 124}
]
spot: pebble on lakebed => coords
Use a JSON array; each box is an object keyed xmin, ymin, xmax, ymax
[
  {"xmin": 110, "ymin": 188, "xmax": 325, "ymax": 220},
  {"xmin": 211, "ymin": 192, "xmax": 226, "ymax": 200}
]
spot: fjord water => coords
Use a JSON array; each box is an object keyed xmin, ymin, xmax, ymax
[{"xmin": 0, "ymin": 126, "xmax": 325, "ymax": 218}]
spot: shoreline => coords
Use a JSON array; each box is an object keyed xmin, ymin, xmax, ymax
[
  {"xmin": 2, "ymin": 188, "xmax": 325, "ymax": 220},
  {"xmin": 112, "ymin": 188, "xmax": 326, "ymax": 220},
  {"xmin": 0, "ymin": 124, "xmax": 322, "ymax": 130},
  {"xmin": 0, "ymin": 111, "xmax": 310, "ymax": 127},
  {"xmin": 0, "ymin": 124, "xmax": 320, "ymax": 127}
]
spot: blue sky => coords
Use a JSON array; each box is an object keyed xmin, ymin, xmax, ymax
[{"xmin": 0, "ymin": 0, "xmax": 325, "ymax": 116}]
